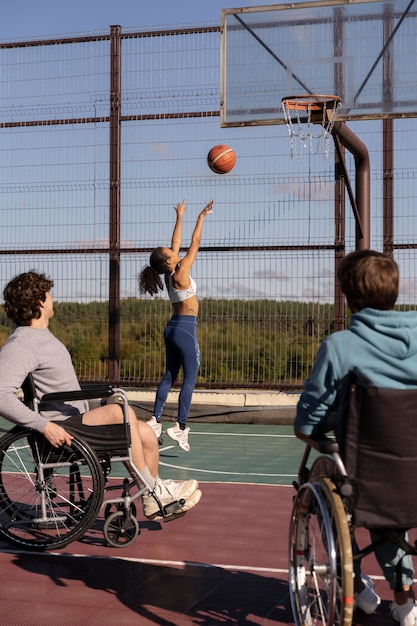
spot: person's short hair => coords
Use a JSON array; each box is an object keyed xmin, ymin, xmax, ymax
[
  {"xmin": 338, "ymin": 249, "xmax": 399, "ymax": 312},
  {"xmin": 3, "ymin": 270, "xmax": 54, "ymax": 326}
]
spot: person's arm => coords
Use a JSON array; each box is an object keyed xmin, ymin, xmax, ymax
[
  {"xmin": 171, "ymin": 200, "xmax": 186, "ymax": 254},
  {"xmin": 0, "ymin": 367, "xmax": 73, "ymax": 446},
  {"xmin": 43, "ymin": 421, "xmax": 74, "ymax": 447},
  {"xmin": 0, "ymin": 336, "xmax": 73, "ymax": 447},
  {"xmin": 294, "ymin": 428, "xmax": 313, "ymax": 443},
  {"xmin": 178, "ymin": 200, "xmax": 213, "ymax": 272},
  {"xmin": 294, "ymin": 338, "xmax": 341, "ymax": 439},
  {"xmin": 0, "ymin": 338, "xmax": 48, "ymax": 431}
]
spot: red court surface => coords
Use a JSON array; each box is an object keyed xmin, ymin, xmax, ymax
[
  {"xmin": 0, "ymin": 481, "xmax": 403, "ymax": 626},
  {"xmin": 0, "ymin": 422, "xmax": 411, "ymax": 625}
]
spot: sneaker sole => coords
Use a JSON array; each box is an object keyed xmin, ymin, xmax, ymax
[
  {"xmin": 148, "ymin": 489, "xmax": 202, "ymax": 522},
  {"xmin": 141, "ymin": 478, "xmax": 199, "ymax": 520},
  {"xmin": 142, "ymin": 479, "xmax": 199, "ymax": 519},
  {"xmin": 163, "ymin": 489, "xmax": 202, "ymax": 522}
]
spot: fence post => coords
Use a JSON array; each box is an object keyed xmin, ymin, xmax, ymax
[{"xmin": 108, "ymin": 25, "xmax": 122, "ymax": 383}]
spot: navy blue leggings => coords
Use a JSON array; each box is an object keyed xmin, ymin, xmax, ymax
[{"xmin": 153, "ymin": 315, "xmax": 200, "ymax": 425}]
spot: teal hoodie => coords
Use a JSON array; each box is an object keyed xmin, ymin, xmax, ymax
[{"xmin": 295, "ymin": 307, "xmax": 417, "ymax": 437}]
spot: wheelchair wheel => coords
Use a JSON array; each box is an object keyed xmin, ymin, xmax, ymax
[
  {"xmin": 289, "ymin": 476, "xmax": 354, "ymax": 626},
  {"xmin": 0, "ymin": 427, "xmax": 105, "ymax": 550},
  {"xmin": 103, "ymin": 510, "xmax": 139, "ymax": 547}
]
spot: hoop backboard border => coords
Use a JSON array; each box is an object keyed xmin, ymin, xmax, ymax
[{"xmin": 220, "ymin": 0, "xmax": 417, "ymax": 128}]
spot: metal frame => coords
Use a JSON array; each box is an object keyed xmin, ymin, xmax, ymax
[{"xmin": 220, "ymin": 0, "xmax": 417, "ymax": 128}]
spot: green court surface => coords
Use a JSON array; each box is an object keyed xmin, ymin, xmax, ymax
[
  {"xmin": 0, "ymin": 417, "xmax": 310, "ymax": 486},
  {"xmin": 158, "ymin": 423, "xmax": 307, "ymax": 486}
]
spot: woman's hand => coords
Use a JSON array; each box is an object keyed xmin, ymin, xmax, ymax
[
  {"xmin": 200, "ymin": 200, "xmax": 214, "ymax": 217},
  {"xmin": 174, "ymin": 200, "xmax": 186, "ymax": 217}
]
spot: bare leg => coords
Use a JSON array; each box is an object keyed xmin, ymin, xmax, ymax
[
  {"xmin": 82, "ymin": 404, "xmax": 158, "ymax": 476},
  {"xmin": 81, "ymin": 404, "xmax": 201, "ymax": 518}
]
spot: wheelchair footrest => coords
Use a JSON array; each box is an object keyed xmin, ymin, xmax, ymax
[{"xmin": 162, "ymin": 498, "xmax": 185, "ymax": 517}]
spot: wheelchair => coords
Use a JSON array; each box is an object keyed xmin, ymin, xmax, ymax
[
  {"xmin": 289, "ymin": 380, "xmax": 417, "ymax": 626},
  {"xmin": 0, "ymin": 378, "xmax": 186, "ymax": 551}
]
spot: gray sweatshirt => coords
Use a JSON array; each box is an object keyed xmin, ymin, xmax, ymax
[{"xmin": 0, "ymin": 326, "xmax": 88, "ymax": 432}]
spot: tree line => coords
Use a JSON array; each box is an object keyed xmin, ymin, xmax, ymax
[{"xmin": 0, "ymin": 298, "xmax": 336, "ymax": 388}]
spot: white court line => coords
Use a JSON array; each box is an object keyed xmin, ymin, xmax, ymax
[
  {"xmin": 159, "ymin": 459, "xmax": 295, "ymax": 478},
  {"xmin": 159, "ymin": 440, "xmax": 297, "ymax": 478}
]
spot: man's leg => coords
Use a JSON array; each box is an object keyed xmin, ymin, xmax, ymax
[
  {"xmin": 371, "ymin": 531, "xmax": 417, "ymax": 625},
  {"xmin": 81, "ymin": 403, "xmax": 201, "ymax": 519},
  {"xmin": 82, "ymin": 404, "xmax": 155, "ymax": 476}
]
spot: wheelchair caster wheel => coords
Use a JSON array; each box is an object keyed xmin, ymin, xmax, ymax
[
  {"xmin": 104, "ymin": 502, "xmax": 137, "ymax": 519},
  {"xmin": 103, "ymin": 510, "xmax": 140, "ymax": 547}
]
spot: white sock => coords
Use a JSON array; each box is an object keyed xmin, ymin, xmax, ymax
[{"xmin": 132, "ymin": 466, "xmax": 156, "ymax": 492}]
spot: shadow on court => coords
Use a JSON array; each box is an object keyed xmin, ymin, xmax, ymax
[{"xmin": 5, "ymin": 552, "xmax": 292, "ymax": 626}]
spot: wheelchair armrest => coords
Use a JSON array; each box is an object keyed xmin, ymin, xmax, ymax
[
  {"xmin": 41, "ymin": 385, "xmax": 115, "ymax": 403},
  {"xmin": 309, "ymin": 434, "xmax": 340, "ymax": 455}
]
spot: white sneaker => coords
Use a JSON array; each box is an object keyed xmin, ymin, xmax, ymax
[
  {"xmin": 146, "ymin": 416, "xmax": 162, "ymax": 439},
  {"xmin": 391, "ymin": 599, "xmax": 417, "ymax": 626},
  {"xmin": 141, "ymin": 477, "xmax": 199, "ymax": 520},
  {"xmin": 354, "ymin": 575, "xmax": 381, "ymax": 614},
  {"xmin": 360, "ymin": 574, "xmax": 375, "ymax": 590},
  {"xmin": 167, "ymin": 422, "xmax": 190, "ymax": 452}
]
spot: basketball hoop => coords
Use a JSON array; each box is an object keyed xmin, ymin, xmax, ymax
[{"xmin": 281, "ymin": 94, "xmax": 341, "ymax": 160}]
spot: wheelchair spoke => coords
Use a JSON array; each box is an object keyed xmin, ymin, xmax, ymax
[{"xmin": 289, "ymin": 477, "xmax": 353, "ymax": 626}]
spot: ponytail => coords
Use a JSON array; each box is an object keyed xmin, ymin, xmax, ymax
[
  {"xmin": 138, "ymin": 266, "xmax": 163, "ymax": 296},
  {"xmin": 138, "ymin": 247, "xmax": 168, "ymax": 296}
]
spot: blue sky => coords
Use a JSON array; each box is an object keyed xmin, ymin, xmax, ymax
[
  {"xmin": 2, "ymin": 0, "xmax": 417, "ymax": 304},
  {"xmin": 1, "ymin": 0, "xmax": 274, "ymax": 40},
  {"xmin": 2, "ymin": 0, "xmax": 310, "ymax": 304}
]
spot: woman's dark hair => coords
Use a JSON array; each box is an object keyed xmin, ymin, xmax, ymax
[
  {"xmin": 338, "ymin": 249, "xmax": 399, "ymax": 312},
  {"xmin": 138, "ymin": 247, "xmax": 168, "ymax": 296},
  {"xmin": 3, "ymin": 270, "xmax": 54, "ymax": 326}
]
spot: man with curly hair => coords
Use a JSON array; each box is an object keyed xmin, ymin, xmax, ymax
[{"xmin": 0, "ymin": 270, "xmax": 202, "ymax": 521}]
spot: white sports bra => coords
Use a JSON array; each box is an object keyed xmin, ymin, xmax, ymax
[{"xmin": 166, "ymin": 272, "xmax": 197, "ymax": 304}]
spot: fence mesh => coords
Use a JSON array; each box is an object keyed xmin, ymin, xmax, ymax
[{"xmin": 1, "ymin": 25, "xmax": 417, "ymax": 388}]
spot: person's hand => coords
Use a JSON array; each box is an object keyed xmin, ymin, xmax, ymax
[
  {"xmin": 174, "ymin": 200, "xmax": 186, "ymax": 217},
  {"xmin": 200, "ymin": 200, "xmax": 214, "ymax": 217},
  {"xmin": 42, "ymin": 421, "xmax": 74, "ymax": 448}
]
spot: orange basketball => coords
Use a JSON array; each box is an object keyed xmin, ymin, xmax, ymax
[{"xmin": 207, "ymin": 144, "xmax": 236, "ymax": 174}]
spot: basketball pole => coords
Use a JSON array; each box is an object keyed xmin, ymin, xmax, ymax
[{"xmin": 331, "ymin": 121, "xmax": 370, "ymax": 251}]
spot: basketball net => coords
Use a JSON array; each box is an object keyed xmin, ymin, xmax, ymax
[{"xmin": 281, "ymin": 95, "xmax": 341, "ymax": 161}]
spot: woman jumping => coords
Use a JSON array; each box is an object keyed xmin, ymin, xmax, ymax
[{"xmin": 138, "ymin": 199, "xmax": 213, "ymax": 451}]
